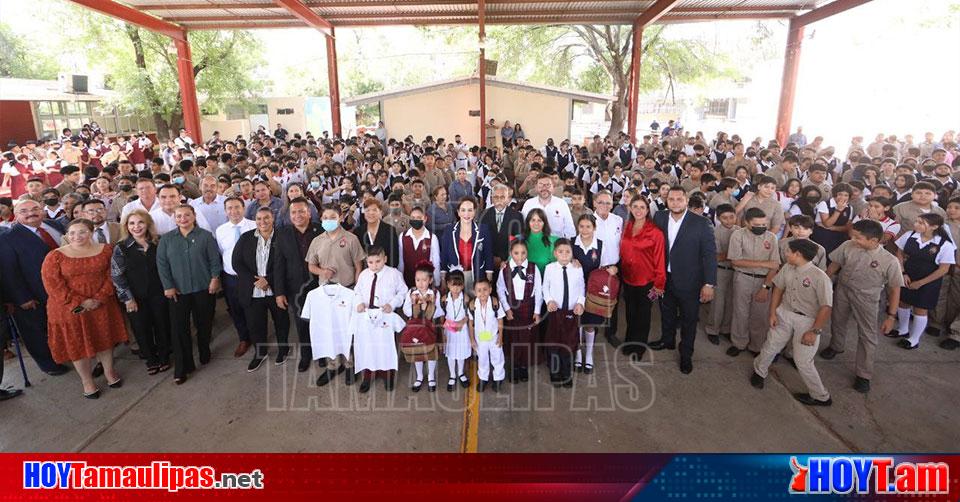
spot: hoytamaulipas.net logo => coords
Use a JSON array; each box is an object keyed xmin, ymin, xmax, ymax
[
  {"xmin": 789, "ymin": 456, "xmax": 949, "ymax": 495},
  {"xmin": 23, "ymin": 461, "xmax": 264, "ymax": 492}
]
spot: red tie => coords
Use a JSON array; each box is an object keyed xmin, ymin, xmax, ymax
[
  {"xmin": 368, "ymin": 273, "xmax": 378, "ymax": 308},
  {"xmin": 36, "ymin": 227, "xmax": 59, "ymax": 250}
]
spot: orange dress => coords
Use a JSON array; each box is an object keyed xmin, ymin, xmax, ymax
[{"xmin": 41, "ymin": 245, "xmax": 128, "ymax": 364}]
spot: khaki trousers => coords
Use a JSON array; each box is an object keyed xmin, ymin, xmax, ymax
[{"xmin": 754, "ymin": 307, "xmax": 830, "ymax": 401}]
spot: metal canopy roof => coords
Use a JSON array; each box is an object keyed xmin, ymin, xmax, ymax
[{"xmin": 119, "ymin": 0, "xmax": 836, "ymax": 30}]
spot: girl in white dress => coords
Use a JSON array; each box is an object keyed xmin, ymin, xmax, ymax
[{"xmin": 441, "ymin": 270, "xmax": 472, "ymax": 391}]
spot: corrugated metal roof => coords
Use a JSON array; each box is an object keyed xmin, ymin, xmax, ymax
[{"xmin": 119, "ymin": 0, "xmax": 836, "ymax": 28}]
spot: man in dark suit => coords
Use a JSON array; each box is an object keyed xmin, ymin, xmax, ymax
[
  {"xmin": 650, "ymin": 187, "xmax": 717, "ymax": 374},
  {"xmin": 0, "ymin": 199, "xmax": 69, "ymax": 375},
  {"xmin": 272, "ymin": 197, "xmax": 323, "ymax": 374},
  {"xmin": 233, "ymin": 207, "xmax": 290, "ymax": 372},
  {"xmin": 479, "ymin": 185, "xmax": 524, "ymax": 270}
]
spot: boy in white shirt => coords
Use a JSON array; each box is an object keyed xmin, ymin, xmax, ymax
[
  {"xmin": 542, "ymin": 239, "xmax": 586, "ymax": 387},
  {"xmin": 468, "ymin": 277, "xmax": 506, "ymax": 392},
  {"xmin": 352, "ymin": 246, "xmax": 408, "ymax": 392}
]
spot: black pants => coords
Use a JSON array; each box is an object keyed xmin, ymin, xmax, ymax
[
  {"xmin": 168, "ymin": 291, "xmax": 216, "ymax": 378},
  {"xmin": 127, "ymin": 294, "xmax": 171, "ymax": 368},
  {"xmin": 622, "ymin": 282, "xmax": 653, "ymax": 348},
  {"xmin": 11, "ymin": 306, "xmax": 59, "ymax": 372},
  {"xmin": 658, "ymin": 276, "xmax": 701, "ymax": 360},
  {"xmin": 245, "ymin": 296, "xmax": 290, "ymax": 359},
  {"xmin": 222, "ymin": 273, "xmax": 250, "ymax": 343}
]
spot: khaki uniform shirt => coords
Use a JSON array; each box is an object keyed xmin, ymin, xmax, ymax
[
  {"xmin": 773, "ymin": 260, "xmax": 833, "ymax": 317},
  {"xmin": 779, "ymin": 237, "xmax": 826, "ymax": 271},
  {"xmin": 715, "ymin": 224, "xmax": 737, "ymax": 267},
  {"xmin": 305, "ymin": 229, "xmax": 366, "ymax": 287},
  {"xmin": 893, "ymin": 202, "xmax": 946, "ymax": 238},
  {"xmin": 722, "ymin": 156, "xmax": 758, "ymax": 177},
  {"xmin": 727, "ymin": 227, "xmax": 780, "ymax": 275},
  {"xmin": 739, "ymin": 195, "xmax": 785, "ymax": 232},
  {"xmin": 828, "ymin": 240, "xmax": 904, "ymax": 298}
]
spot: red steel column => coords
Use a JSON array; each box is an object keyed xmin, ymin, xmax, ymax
[
  {"xmin": 775, "ymin": 17, "xmax": 804, "ymax": 147},
  {"xmin": 326, "ymin": 26, "xmax": 342, "ymax": 138},
  {"xmin": 627, "ymin": 21, "xmax": 642, "ymax": 143},
  {"xmin": 478, "ymin": 0, "xmax": 486, "ymax": 146},
  {"xmin": 175, "ymin": 34, "xmax": 203, "ymax": 143}
]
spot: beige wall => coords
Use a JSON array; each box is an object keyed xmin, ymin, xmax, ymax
[
  {"xmin": 201, "ymin": 118, "xmax": 249, "ymax": 141},
  {"xmin": 380, "ymin": 83, "xmax": 573, "ymax": 146},
  {"xmin": 266, "ymin": 96, "xmax": 307, "ymax": 134}
]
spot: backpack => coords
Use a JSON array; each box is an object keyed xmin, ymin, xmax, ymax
[
  {"xmin": 585, "ymin": 267, "xmax": 620, "ymax": 318},
  {"xmin": 399, "ymin": 289, "xmax": 439, "ymax": 362}
]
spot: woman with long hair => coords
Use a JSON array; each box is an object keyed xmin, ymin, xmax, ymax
[
  {"xmin": 617, "ymin": 195, "xmax": 665, "ymax": 360},
  {"xmin": 523, "ymin": 208, "xmax": 558, "ymax": 274},
  {"xmin": 111, "ymin": 209, "xmax": 171, "ymax": 375},
  {"xmin": 439, "ymin": 197, "xmax": 494, "ymax": 293}
]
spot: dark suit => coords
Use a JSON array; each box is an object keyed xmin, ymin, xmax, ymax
[
  {"xmin": 479, "ymin": 206, "xmax": 525, "ymax": 263},
  {"xmin": 353, "ymin": 220, "xmax": 400, "ymax": 268},
  {"xmin": 273, "ymin": 223, "xmax": 323, "ymax": 362},
  {"xmin": 652, "ymin": 210, "xmax": 717, "ymax": 361},
  {"xmin": 233, "ymin": 229, "xmax": 290, "ymax": 359},
  {"xmin": 0, "ymin": 222, "xmax": 65, "ymax": 372}
]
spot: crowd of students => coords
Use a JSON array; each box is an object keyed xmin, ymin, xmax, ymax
[{"xmin": 1, "ymin": 123, "xmax": 958, "ymax": 407}]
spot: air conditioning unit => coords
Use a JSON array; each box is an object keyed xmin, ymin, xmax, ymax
[{"xmin": 58, "ymin": 74, "xmax": 89, "ymax": 93}]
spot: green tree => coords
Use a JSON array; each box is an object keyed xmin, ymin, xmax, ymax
[
  {"xmin": 486, "ymin": 24, "xmax": 731, "ymax": 139},
  {"xmin": 62, "ymin": 8, "xmax": 266, "ymax": 139},
  {"xmin": 0, "ymin": 23, "xmax": 59, "ymax": 79}
]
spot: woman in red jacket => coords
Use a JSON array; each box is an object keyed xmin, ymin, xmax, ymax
[{"xmin": 619, "ymin": 195, "xmax": 666, "ymax": 360}]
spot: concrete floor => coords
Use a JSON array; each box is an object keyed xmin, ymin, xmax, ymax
[{"xmin": 1, "ymin": 305, "xmax": 958, "ymax": 453}]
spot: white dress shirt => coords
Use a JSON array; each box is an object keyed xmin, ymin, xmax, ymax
[
  {"xmin": 215, "ymin": 218, "xmax": 256, "ymax": 276},
  {"xmin": 542, "ymin": 261, "xmax": 586, "ymax": 310},
  {"xmin": 520, "ymin": 195, "xmax": 576, "ymax": 238},
  {"xmin": 593, "ymin": 211, "xmax": 623, "ymax": 264},
  {"xmin": 120, "ymin": 197, "xmax": 159, "ymax": 220},
  {"xmin": 666, "ymin": 210, "xmax": 687, "ymax": 273},
  {"xmin": 190, "ymin": 194, "xmax": 228, "ymax": 232},
  {"xmin": 575, "ymin": 235, "xmax": 617, "ymax": 268},
  {"xmin": 150, "ymin": 206, "xmax": 212, "ymax": 235},
  {"xmin": 496, "ymin": 258, "xmax": 542, "ymax": 316},
  {"xmin": 92, "ymin": 222, "xmax": 111, "ymax": 244},
  {"xmin": 353, "ymin": 266, "xmax": 407, "ymax": 310}
]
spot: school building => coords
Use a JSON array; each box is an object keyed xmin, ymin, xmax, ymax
[{"xmin": 344, "ymin": 76, "xmax": 613, "ymax": 146}]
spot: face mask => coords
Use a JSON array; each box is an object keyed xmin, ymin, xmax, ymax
[
  {"xmin": 321, "ymin": 219, "xmax": 339, "ymax": 232},
  {"xmin": 410, "ymin": 219, "xmax": 424, "ymax": 230},
  {"xmin": 119, "ymin": 185, "xmax": 133, "ymax": 192},
  {"xmin": 750, "ymin": 226, "xmax": 767, "ymax": 236},
  {"xmin": 563, "ymin": 197, "xmax": 573, "ymax": 205},
  {"xmin": 732, "ymin": 188, "xmax": 742, "ymax": 198},
  {"xmin": 309, "ymin": 181, "xmax": 321, "ymax": 189},
  {"xmin": 43, "ymin": 198, "xmax": 59, "ymax": 206},
  {"xmin": 806, "ymin": 196, "xmax": 820, "ymax": 204},
  {"xmin": 173, "ymin": 176, "xmax": 185, "ymax": 184}
]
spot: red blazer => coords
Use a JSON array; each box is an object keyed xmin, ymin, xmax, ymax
[{"xmin": 619, "ymin": 218, "xmax": 666, "ymax": 290}]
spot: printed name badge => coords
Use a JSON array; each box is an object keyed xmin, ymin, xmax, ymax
[{"xmin": 478, "ymin": 330, "xmax": 494, "ymax": 342}]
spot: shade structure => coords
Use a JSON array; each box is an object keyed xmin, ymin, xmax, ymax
[{"xmin": 67, "ymin": 0, "xmax": 874, "ymax": 145}]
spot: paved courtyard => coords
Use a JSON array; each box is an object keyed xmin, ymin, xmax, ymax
[{"xmin": 2, "ymin": 306, "xmax": 958, "ymax": 453}]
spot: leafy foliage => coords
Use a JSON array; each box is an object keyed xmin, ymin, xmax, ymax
[{"xmin": 0, "ymin": 23, "xmax": 59, "ymax": 79}]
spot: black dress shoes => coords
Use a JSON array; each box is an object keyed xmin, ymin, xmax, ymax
[
  {"xmin": 316, "ymin": 369, "xmax": 335, "ymax": 387},
  {"xmin": 92, "ymin": 363, "xmax": 104, "ymax": 378},
  {"xmin": 358, "ymin": 377, "xmax": 371, "ymax": 393},
  {"xmin": 297, "ymin": 358, "xmax": 312, "ymax": 373},
  {"xmin": 0, "ymin": 388, "xmax": 24, "ymax": 401},
  {"xmin": 853, "ymin": 377, "xmax": 871, "ymax": 394},
  {"xmin": 726, "ymin": 346, "xmax": 742, "ymax": 357},
  {"xmin": 45, "ymin": 365, "xmax": 70, "ymax": 376},
  {"xmin": 707, "ymin": 334, "xmax": 720, "ymax": 345},
  {"xmin": 750, "ymin": 372, "xmax": 764, "ymax": 389},
  {"xmin": 648, "ymin": 340, "xmax": 674, "ymax": 351},
  {"xmin": 819, "ymin": 347, "xmax": 842, "ymax": 360},
  {"xmin": 679, "ymin": 358, "xmax": 693, "ymax": 374},
  {"xmin": 794, "ymin": 392, "xmax": 832, "ymax": 406}
]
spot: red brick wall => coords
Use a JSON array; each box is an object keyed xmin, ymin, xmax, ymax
[{"xmin": 0, "ymin": 101, "xmax": 37, "ymax": 147}]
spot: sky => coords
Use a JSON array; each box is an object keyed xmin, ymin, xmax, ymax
[{"xmin": 2, "ymin": 0, "xmax": 958, "ymax": 149}]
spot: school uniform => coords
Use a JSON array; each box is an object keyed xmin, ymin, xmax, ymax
[
  {"xmin": 740, "ymin": 195, "xmax": 786, "ymax": 234},
  {"xmin": 811, "ymin": 199, "xmax": 852, "ymax": 259},
  {"xmin": 353, "ymin": 265, "xmax": 407, "ymax": 312},
  {"xmin": 496, "ymin": 259, "xmax": 542, "ymax": 377},
  {"xmin": 895, "ymin": 231, "xmax": 957, "ymax": 347},
  {"xmin": 705, "ymin": 224, "xmax": 736, "ymax": 337},
  {"xmin": 728, "ymin": 227, "xmax": 780, "ymax": 352},
  {"xmin": 397, "ymin": 228, "xmax": 441, "ymax": 287},
  {"xmin": 753, "ymin": 260, "xmax": 833, "ymax": 402},
  {"xmin": 350, "ymin": 309, "xmax": 405, "ymax": 375},
  {"xmin": 301, "ymin": 283, "xmax": 354, "ymax": 362},
  {"xmin": 779, "ymin": 237, "xmax": 826, "ymax": 271},
  {"xmin": 826, "ymin": 240, "xmax": 903, "ymax": 380},
  {"xmin": 542, "ymin": 261, "xmax": 586, "ymax": 383},
  {"xmin": 930, "ymin": 222, "xmax": 960, "ymax": 339},
  {"xmin": 442, "ymin": 292, "xmax": 473, "ymax": 383},
  {"xmin": 402, "ymin": 287, "xmax": 444, "ymax": 387},
  {"xmin": 468, "ymin": 296, "xmax": 507, "ymax": 383}
]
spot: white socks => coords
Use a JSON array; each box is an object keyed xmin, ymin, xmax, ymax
[
  {"xmin": 908, "ymin": 315, "xmax": 927, "ymax": 347},
  {"xmin": 414, "ymin": 361, "xmax": 424, "ymax": 381},
  {"xmin": 584, "ymin": 328, "xmax": 596, "ymax": 366},
  {"xmin": 446, "ymin": 358, "xmax": 465, "ymax": 378},
  {"xmin": 427, "ymin": 360, "xmax": 437, "ymax": 381},
  {"xmin": 897, "ymin": 307, "xmax": 911, "ymax": 334}
]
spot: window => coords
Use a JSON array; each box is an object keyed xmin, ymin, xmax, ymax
[
  {"xmin": 35, "ymin": 100, "xmax": 95, "ymax": 138},
  {"xmin": 276, "ymin": 108, "xmax": 294, "ymax": 115},
  {"xmin": 706, "ymin": 99, "xmax": 730, "ymax": 117}
]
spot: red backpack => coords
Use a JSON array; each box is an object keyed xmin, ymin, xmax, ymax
[{"xmin": 585, "ymin": 268, "xmax": 620, "ymax": 318}]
